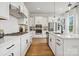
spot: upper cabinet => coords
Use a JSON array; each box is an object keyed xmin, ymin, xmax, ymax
[
  {"xmin": 0, "ymin": 2, "xmax": 9, "ymax": 20},
  {"xmin": 35, "ymin": 16, "xmax": 48, "ymax": 26}
]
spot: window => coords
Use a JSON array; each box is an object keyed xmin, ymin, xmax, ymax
[{"xmin": 69, "ymin": 16, "xmax": 73, "ymax": 32}]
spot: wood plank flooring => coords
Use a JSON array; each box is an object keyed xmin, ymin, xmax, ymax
[{"xmin": 25, "ymin": 38, "xmax": 55, "ymax": 56}]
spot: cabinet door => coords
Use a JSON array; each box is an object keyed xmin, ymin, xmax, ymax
[
  {"xmin": 64, "ymin": 39, "xmax": 79, "ymax": 56},
  {"xmin": 48, "ymin": 34, "xmax": 52, "ymax": 48},
  {"xmin": 10, "ymin": 2, "xmax": 21, "ymax": 8},
  {"xmin": 0, "ymin": 2, "xmax": 9, "ymax": 19},
  {"xmin": 51, "ymin": 35, "xmax": 55, "ymax": 54},
  {"xmin": 0, "ymin": 42, "xmax": 13, "ymax": 56},
  {"xmin": 12, "ymin": 37, "xmax": 20, "ymax": 56},
  {"xmin": 21, "ymin": 35, "xmax": 28, "ymax": 55},
  {"xmin": 55, "ymin": 37, "xmax": 63, "ymax": 56},
  {"xmin": 4, "ymin": 50, "xmax": 15, "ymax": 56}
]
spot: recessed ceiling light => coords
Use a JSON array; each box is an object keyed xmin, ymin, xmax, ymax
[{"xmin": 37, "ymin": 8, "xmax": 40, "ymax": 10}]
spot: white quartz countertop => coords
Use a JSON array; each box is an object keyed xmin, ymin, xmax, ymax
[
  {"xmin": 0, "ymin": 36, "xmax": 17, "ymax": 46},
  {"xmin": 0, "ymin": 32, "xmax": 31, "ymax": 46},
  {"xmin": 49, "ymin": 32, "xmax": 79, "ymax": 39}
]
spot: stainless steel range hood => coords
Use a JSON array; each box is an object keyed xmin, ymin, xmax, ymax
[{"xmin": 9, "ymin": 4, "xmax": 27, "ymax": 19}]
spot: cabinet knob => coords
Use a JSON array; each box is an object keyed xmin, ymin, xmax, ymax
[
  {"xmin": 56, "ymin": 42, "xmax": 60, "ymax": 46},
  {"xmin": 11, "ymin": 53, "xmax": 14, "ymax": 56},
  {"xmin": 56, "ymin": 39, "xmax": 60, "ymax": 41},
  {"xmin": 50, "ymin": 39, "xmax": 52, "ymax": 42},
  {"xmin": 26, "ymin": 40, "xmax": 28, "ymax": 44}
]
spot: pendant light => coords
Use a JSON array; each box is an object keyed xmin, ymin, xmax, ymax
[
  {"xmin": 54, "ymin": 2, "xmax": 56, "ymax": 18},
  {"xmin": 68, "ymin": 2, "xmax": 72, "ymax": 10}
]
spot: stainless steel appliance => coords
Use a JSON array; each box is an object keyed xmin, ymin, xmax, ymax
[
  {"xmin": 35, "ymin": 24, "xmax": 42, "ymax": 34},
  {"xmin": 48, "ymin": 22, "xmax": 54, "ymax": 31}
]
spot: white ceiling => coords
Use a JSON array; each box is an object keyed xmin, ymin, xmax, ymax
[{"xmin": 24, "ymin": 2, "xmax": 76, "ymax": 16}]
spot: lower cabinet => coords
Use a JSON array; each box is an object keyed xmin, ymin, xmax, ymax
[
  {"xmin": 48, "ymin": 33, "xmax": 55, "ymax": 55},
  {"xmin": 12, "ymin": 37, "xmax": 20, "ymax": 56},
  {"xmin": 0, "ymin": 36, "xmax": 20, "ymax": 56},
  {"xmin": 55, "ymin": 36, "xmax": 63, "ymax": 56},
  {"xmin": 0, "ymin": 32, "xmax": 32, "ymax": 56},
  {"xmin": 51, "ymin": 35, "xmax": 55, "ymax": 55},
  {"xmin": 20, "ymin": 34, "xmax": 29, "ymax": 56},
  {"xmin": 55, "ymin": 36, "xmax": 79, "ymax": 56},
  {"xmin": 20, "ymin": 32, "xmax": 32, "ymax": 56}
]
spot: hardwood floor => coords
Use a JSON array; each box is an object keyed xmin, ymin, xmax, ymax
[{"xmin": 25, "ymin": 38, "xmax": 55, "ymax": 56}]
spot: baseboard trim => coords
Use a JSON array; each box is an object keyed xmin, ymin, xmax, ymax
[
  {"xmin": 25, "ymin": 44, "xmax": 32, "ymax": 56},
  {"xmin": 48, "ymin": 44, "xmax": 55, "ymax": 56}
]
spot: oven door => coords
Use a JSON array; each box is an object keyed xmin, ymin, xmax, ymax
[{"xmin": 36, "ymin": 29, "xmax": 42, "ymax": 34}]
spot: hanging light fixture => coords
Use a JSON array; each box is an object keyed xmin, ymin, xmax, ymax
[
  {"xmin": 68, "ymin": 2, "xmax": 72, "ymax": 10},
  {"xmin": 54, "ymin": 2, "xmax": 56, "ymax": 18}
]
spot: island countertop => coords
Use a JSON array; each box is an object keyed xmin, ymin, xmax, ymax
[{"xmin": 49, "ymin": 32, "xmax": 79, "ymax": 39}]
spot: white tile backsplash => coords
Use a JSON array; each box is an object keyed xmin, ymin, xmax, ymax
[{"xmin": 0, "ymin": 15, "xmax": 19, "ymax": 34}]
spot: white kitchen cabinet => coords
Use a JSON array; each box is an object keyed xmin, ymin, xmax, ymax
[
  {"xmin": 49, "ymin": 33, "xmax": 55, "ymax": 55},
  {"xmin": 64, "ymin": 39, "xmax": 79, "ymax": 56},
  {"xmin": 51, "ymin": 34, "xmax": 55, "ymax": 55},
  {"xmin": 0, "ymin": 36, "xmax": 20, "ymax": 56},
  {"xmin": 55, "ymin": 34, "xmax": 79, "ymax": 56},
  {"xmin": 25, "ymin": 32, "xmax": 32, "ymax": 52},
  {"xmin": 12, "ymin": 37, "xmax": 20, "ymax": 56},
  {"xmin": 20, "ymin": 33, "xmax": 32, "ymax": 56},
  {"xmin": 4, "ymin": 50, "xmax": 15, "ymax": 56},
  {"xmin": 20, "ymin": 34, "xmax": 28, "ymax": 56},
  {"xmin": 42, "ymin": 31, "xmax": 46, "ymax": 38},
  {"xmin": 55, "ymin": 37, "xmax": 63, "ymax": 56},
  {"xmin": 0, "ymin": 2, "xmax": 9, "ymax": 20},
  {"xmin": 10, "ymin": 2, "xmax": 21, "ymax": 8},
  {"xmin": 0, "ymin": 41, "xmax": 14, "ymax": 56},
  {"xmin": 35, "ymin": 16, "xmax": 43, "ymax": 24},
  {"xmin": 0, "ymin": 32, "xmax": 32, "ymax": 56},
  {"xmin": 4, "ymin": 39, "xmax": 20, "ymax": 56},
  {"xmin": 29, "ymin": 17, "xmax": 35, "ymax": 26},
  {"xmin": 35, "ymin": 16, "xmax": 48, "ymax": 26},
  {"xmin": 48, "ymin": 33, "xmax": 52, "ymax": 50}
]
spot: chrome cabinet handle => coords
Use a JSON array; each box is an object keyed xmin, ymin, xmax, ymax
[
  {"xmin": 56, "ymin": 42, "xmax": 60, "ymax": 46},
  {"xmin": 56, "ymin": 39, "xmax": 60, "ymax": 41},
  {"xmin": 7, "ymin": 44, "xmax": 15, "ymax": 49},
  {"xmin": 26, "ymin": 40, "xmax": 28, "ymax": 44},
  {"xmin": 11, "ymin": 53, "xmax": 14, "ymax": 56},
  {"xmin": 50, "ymin": 39, "xmax": 52, "ymax": 42}
]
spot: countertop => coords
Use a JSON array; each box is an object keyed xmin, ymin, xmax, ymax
[
  {"xmin": 5, "ymin": 32, "xmax": 28, "ymax": 36},
  {"xmin": 0, "ymin": 32, "xmax": 29, "ymax": 45},
  {"xmin": 0, "ymin": 36, "xmax": 17, "ymax": 46},
  {"xmin": 49, "ymin": 31, "xmax": 79, "ymax": 39}
]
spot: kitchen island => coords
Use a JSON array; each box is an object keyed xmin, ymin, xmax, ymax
[{"xmin": 49, "ymin": 32, "xmax": 79, "ymax": 56}]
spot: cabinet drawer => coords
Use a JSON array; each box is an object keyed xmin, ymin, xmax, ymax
[
  {"xmin": 0, "ymin": 42, "xmax": 15, "ymax": 55},
  {"xmin": 56, "ymin": 37, "xmax": 63, "ymax": 44},
  {"xmin": 56, "ymin": 41, "xmax": 63, "ymax": 56}
]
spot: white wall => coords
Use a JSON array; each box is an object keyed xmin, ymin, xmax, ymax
[
  {"xmin": 0, "ymin": 2, "xmax": 30, "ymax": 34},
  {"xmin": 0, "ymin": 2, "xmax": 9, "ymax": 20},
  {"xmin": 0, "ymin": 15, "xmax": 19, "ymax": 34},
  {"xmin": 34, "ymin": 16, "xmax": 48, "ymax": 26}
]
